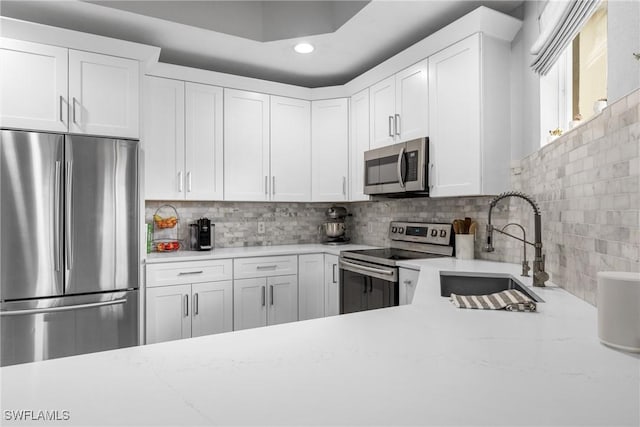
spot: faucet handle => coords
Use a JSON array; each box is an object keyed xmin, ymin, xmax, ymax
[{"xmin": 521, "ymin": 261, "xmax": 530, "ymax": 277}]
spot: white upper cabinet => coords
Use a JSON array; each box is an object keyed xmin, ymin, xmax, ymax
[
  {"xmin": 311, "ymin": 98, "xmax": 349, "ymax": 202},
  {"xmin": 428, "ymin": 33, "xmax": 510, "ymax": 197},
  {"xmin": 349, "ymin": 88, "xmax": 370, "ymax": 201},
  {"xmin": 0, "ymin": 38, "xmax": 68, "ymax": 132},
  {"xmin": 185, "ymin": 82, "xmax": 224, "ymax": 200},
  {"xmin": 68, "ymin": 50, "xmax": 139, "ymax": 138},
  {"xmin": 0, "ymin": 38, "xmax": 139, "ymax": 138},
  {"xmin": 270, "ymin": 96, "xmax": 311, "ymax": 201},
  {"xmin": 224, "ymin": 88, "xmax": 270, "ymax": 201},
  {"xmin": 394, "ymin": 60, "xmax": 429, "ymax": 142},
  {"xmin": 369, "ymin": 76, "xmax": 396, "ymax": 148},
  {"xmin": 369, "ymin": 59, "xmax": 428, "ymax": 148},
  {"xmin": 143, "ymin": 76, "xmax": 185, "ymax": 200}
]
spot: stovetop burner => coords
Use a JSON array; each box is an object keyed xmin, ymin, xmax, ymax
[{"xmin": 341, "ymin": 248, "xmax": 447, "ymax": 267}]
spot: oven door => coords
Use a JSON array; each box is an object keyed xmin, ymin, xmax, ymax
[
  {"xmin": 339, "ymin": 258, "xmax": 398, "ymax": 314},
  {"xmin": 363, "ymin": 138, "xmax": 427, "ymax": 195}
]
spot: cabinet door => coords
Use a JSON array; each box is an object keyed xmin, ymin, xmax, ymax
[
  {"xmin": 0, "ymin": 38, "xmax": 68, "ymax": 132},
  {"xmin": 298, "ymin": 254, "xmax": 325, "ymax": 320},
  {"xmin": 399, "ymin": 268, "xmax": 420, "ymax": 305},
  {"xmin": 324, "ymin": 254, "xmax": 340, "ymax": 317},
  {"xmin": 143, "ymin": 76, "xmax": 185, "ymax": 200},
  {"xmin": 270, "ymin": 96, "xmax": 311, "ymax": 201},
  {"xmin": 68, "ymin": 50, "xmax": 139, "ymax": 138},
  {"xmin": 267, "ymin": 275, "xmax": 298, "ymax": 326},
  {"xmin": 224, "ymin": 89, "xmax": 270, "ymax": 201},
  {"xmin": 428, "ymin": 35, "xmax": 481, "ymax": 197},
  {"xmin": 395, "ymin": 59, "xmax": 428, "ymax": 142},
  {"xmin": 191, "ymin": 280, "xmax": 232, "ymax": 337},
  {"xmin": 233, "ymin": 277, "xmax": 267, "ymax": 330},
  {"xmin": 146, "ymin": 284, "xmax": 191, "ymax": 344},
  {"xmin": 349, "ymin": 88, "xmax": 370, "ymax": 201},
  {"xmin": 185, "ymin": 82, "xmax": 223, "ymax": 200},
  {"xmin": 311, "ymin": 98, "xmax": 349, "ymax": 201},
  {"xmin": 369, "ymin": 75, "xmax": 396, "ymax": 148}
]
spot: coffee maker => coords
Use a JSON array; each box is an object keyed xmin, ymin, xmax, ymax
[
  {"xmin": 321, "ymin": 206, "xmax": 350, "ymax": 245},
  {"xmin": 190, "ymin": 218, "xmax": 213, "ymax": 251}
]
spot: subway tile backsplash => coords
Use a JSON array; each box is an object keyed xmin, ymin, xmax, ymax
[{"xmin": 146, "ymin": 89, "xmax": 639, "ymax": 306}]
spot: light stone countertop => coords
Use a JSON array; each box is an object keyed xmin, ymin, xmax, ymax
[
  {"xmin": 2, "ymin": 258, "xmax": 639, "ymax": 426},
  {"xmin": 145, "ymin": 243, "xmax": 378, "ymax": 263}
]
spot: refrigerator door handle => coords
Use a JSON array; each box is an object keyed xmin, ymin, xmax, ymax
[
  {"xmin": 65, "ymin": 161, "xmax": 73, "ymax": 270},
  {"xmin": 54, "ymin": 161, "xmax": 62, "ymax": 272},
  {"xmin": 0, "ymin": 299, "xmax": 127, "ymax": 316}
]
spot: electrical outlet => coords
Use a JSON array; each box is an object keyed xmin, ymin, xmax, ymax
[
  {"xmin": 367, "ymin": 222, "xmax": 374, "ymax": 234},
  {"xmin": 257, "ymin": 222, "xmax": 265, "ymax": 234}
]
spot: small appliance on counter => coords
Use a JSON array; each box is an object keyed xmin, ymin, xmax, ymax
[
  {"xmin": 322, "ymin": 206, "xmax": 350, "ymax": 245},
  {"xmin": 191, "ymin": 218, "xmax": 213, "ymax": 251}
]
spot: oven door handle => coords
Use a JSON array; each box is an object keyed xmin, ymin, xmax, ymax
[{"xmin": 339, "ymin": 259, "xmax": 395, "ymax": 276}]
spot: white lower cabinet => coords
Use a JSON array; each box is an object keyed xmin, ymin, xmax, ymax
[
  {"xmin": 298, "ymin": 254, "xmax": 325, "ymax": 320},
  {"xmin": 324, "ymin": 254, "xmax": 340, "ymax": 317},
  {"xmin": 399, "ymin": 268, "xmax": 420, "ymax": 305},
  {"xmin": 145, "ymin": 260, "xmax": 233, "ymax": 344},
  {"xmin": 233, "ymin": 275, "xmax": 298, "ymax": 330}
]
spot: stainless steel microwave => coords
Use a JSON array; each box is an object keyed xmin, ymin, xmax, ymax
[{"xmin": 364, "ymin": 137, "xmax": 428, "ymax": 196}]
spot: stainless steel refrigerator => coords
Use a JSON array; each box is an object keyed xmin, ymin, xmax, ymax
[{"xmin": 1, "ymin": 130, "xmax": 139, "ymax": 366}]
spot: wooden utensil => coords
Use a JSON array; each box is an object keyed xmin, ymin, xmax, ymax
[
  {"xmin": 469, "ymin": 221, "xmax": 477, "ymax": 235},
  {"xmin": 464, "ymin": 217, "xmax": 471, "ymax": 234},
  {"xmin": 452, "ymin": 220, "xmax": 460, "ymax": 234}
]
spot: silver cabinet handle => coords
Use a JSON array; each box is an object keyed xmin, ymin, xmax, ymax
[
  {"xmin": 265, "ymin": 176, "xmax": 268, "ymax": 196},
  {"xmin": 256, "ymin": 265, "xmax": 277, "ymax": 270},
  {"xmin": 429, "ymin": 163, "xmax": 434, "ymax": 190},
  {"xmin": 54, "ymin": 161, "xmax": 62, "ymax": 272},
  {"xmin": 194, "ymin": 293, "xmax": 199, "ymax": 315},
  {"xmin": 342, "ymin": 176, "xmax": 346, "ymax": 196},
  {"xmin": 178, "ymin": 270, "xmax": 203, "ymax": 276},
  {"xmin": 0, "ymin": 298, "xmax": 127, "ymax": 316},
  {"xmin": 270, "ymin": 285, "xmax": 274, "ymax": 305},
  {"xmin": 187, "ymin": 171, "xmax": 192, "ymax": 192},
  {"xmin": 395, "ymin": 114, "xmax": 401, "ymax": 136},
  {"xmin": 72, "ymin": 97, "xmax": 78, "ymax": 124},
  {"xmin": 403, "ymin": 280, "xmax": 413, "ymax": 285},
  {"xmin": 64, "ymin": 161, "xmax": 73, "ymax": 270},
  {"xmin": 388, "ymin": 116, "xmax": 394, "ymax": 137},
  {"xmin": 178, "ymin": 171, "xmax": 183, "ymax": 192},
  {"xmin": 272, "ymin": 176, "xmax": 275, "ymax": 195},
  {"xmin": 184, "ymin": 294, "xmax": 189, "ymax": 317},
  {"xmin": 261, "ymin": 286, "xmax": 266, "ymax": 306},
  {"xmin": 396, "ymin": 146, "xmax": 406, "ymax": 188},
  {"xmin": 59, "ymin": 95, "xmax": 64, "ymax": 123},
  {"xmin": 332, "ymin": 264, "xmax": 337, "ymax": 283}
]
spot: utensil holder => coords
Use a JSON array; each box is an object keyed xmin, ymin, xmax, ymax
[
  {"xmin": 455, "ymin": 234, "xmax": 474, "ymax": 260},
  {"xmin": 597, "ymin": 271, "xmax": 640, "ymax": 352}
]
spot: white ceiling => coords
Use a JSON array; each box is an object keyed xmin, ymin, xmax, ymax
[{"xmin": 0, "ymin": 0, "xmax": 523, "ymax": 87}]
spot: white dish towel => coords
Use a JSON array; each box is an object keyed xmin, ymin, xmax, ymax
[{"xmin": 450, "ymin": 289, "xmax": 537, "ymax": 312}]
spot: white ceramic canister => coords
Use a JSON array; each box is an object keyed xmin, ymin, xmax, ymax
[
  {"xmin": 597, "ymin": 271, "xmax": 640, "ymax": 353},
  {"xmin": 455, "ymin": 234, "xmax": 474, "ymax": 260}
]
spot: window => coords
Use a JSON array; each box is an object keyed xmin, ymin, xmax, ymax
[{"xmin": 540, "ymin": 1, "xmax": 608, "ymax": 146}]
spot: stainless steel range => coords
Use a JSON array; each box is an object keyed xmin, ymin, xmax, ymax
[{"xmin": 339, "ymin": 221, "xmax": 454, "ymax": 314}]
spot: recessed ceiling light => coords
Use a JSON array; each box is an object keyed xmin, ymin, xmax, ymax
[{"xmin": 294, "ymin": 43, "xmax": 314, "ymax": 54}]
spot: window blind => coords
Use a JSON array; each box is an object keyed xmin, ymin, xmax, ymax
[{"xmin": 530, "ymin": 0, "xmax": 602, "ymax": 75}]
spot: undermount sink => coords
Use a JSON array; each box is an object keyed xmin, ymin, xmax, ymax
[{"xmin": 440, "ymin": 272, "xmax": 544, "ymax": 303}]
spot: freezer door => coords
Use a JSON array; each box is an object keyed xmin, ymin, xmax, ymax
[
  {"xmin": 64, "ymin": 136, "xmax": 138, "ymax": 294},
  {"xmin": 0, "ymin": 290, "xmax": 138, "ymax": 366},
  {"xmin": 1, "ymin": 130, "xmax": 64, "ymax": 300}
]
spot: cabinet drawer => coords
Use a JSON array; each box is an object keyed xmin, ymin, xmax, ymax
[
  {"xmin": 146, "ymin": 259, "xmax": 232, "ymax": 287},
  {"xmin": 233, "ymin": 255, "xmax": 298, "ymax": 279}
]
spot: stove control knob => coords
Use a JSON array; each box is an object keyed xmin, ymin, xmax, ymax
[
  {"xmin": 398, "ymin": 227, "xmax": 404, "ymax": 234},
  {"xmin": 431, "ymin": 229, "xmax": 438, "ymax": 237},
  {"xmin": 440, "ymin": 229, "xmax": 447, "ymax": 237},
  {"xmin": 391, "ymin": 227, "xmax": 398, "ymax": 233}
]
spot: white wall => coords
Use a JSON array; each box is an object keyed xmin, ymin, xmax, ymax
[{"xmin": 607, "ymin": 0, "xmax": 640, "ymax": 102}]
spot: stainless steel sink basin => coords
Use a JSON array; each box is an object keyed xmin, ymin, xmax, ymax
[{"xmin": 440, "ymin": 272, "xmax": 544, "ymax": 302}]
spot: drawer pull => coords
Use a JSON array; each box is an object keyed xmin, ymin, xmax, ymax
[
  {"xmin": 178, "ymin": 270, "xmax": 204, "ymax": 276},
  {"xmin": 256, "ymin": 265, "xmax": 277, "ymax": 270}
]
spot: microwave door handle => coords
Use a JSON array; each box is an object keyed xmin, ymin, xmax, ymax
[{"xmin": 396, "ymin": 146, "xmax": 406, "ymax": 188}]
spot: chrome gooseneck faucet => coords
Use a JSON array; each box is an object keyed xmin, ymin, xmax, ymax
[{"xmin": 483, "ymin": 191, "xmax": 549, "ymax": 287}]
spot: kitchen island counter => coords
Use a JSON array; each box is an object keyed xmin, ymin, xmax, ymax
[{"xmin": 2, "ymin": 259, "xmax": 638, "ymax": 426}]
